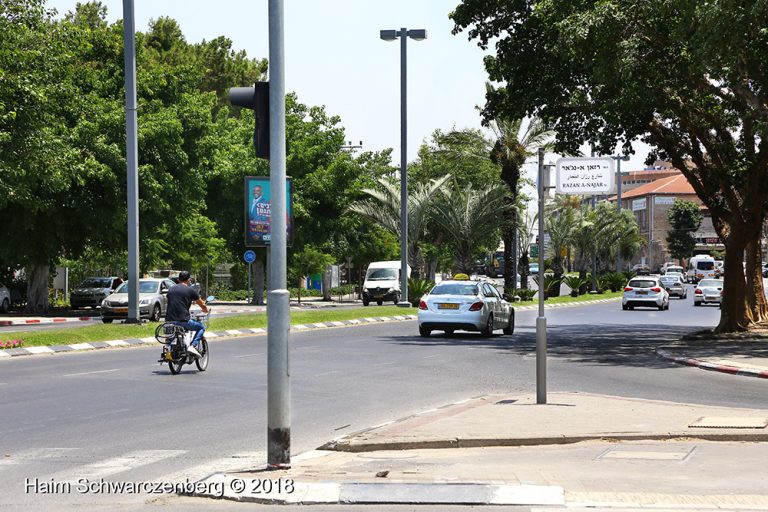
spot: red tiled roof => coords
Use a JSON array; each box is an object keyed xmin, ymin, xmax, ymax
[{"xmin": 609, "ymin": 174, "xmax": 696, "ymax": 201}]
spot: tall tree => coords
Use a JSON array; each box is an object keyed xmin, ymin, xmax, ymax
[
  {"xmin": 451, "ymin": 0, "xmax": 768, "ymax": 332},
  {"xmin": 666, "ymin": 200, "xmax": 703, "ymax": 264}
]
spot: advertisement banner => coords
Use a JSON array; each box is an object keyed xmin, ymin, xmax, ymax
[{"xmin": 244, "ymin": 176, "xmax": 294, "ymax": 247}]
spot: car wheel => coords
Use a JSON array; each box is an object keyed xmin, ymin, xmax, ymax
[
  {"xmin": 150, "ymin": 304, "xmax": 161, "ymax": 322},
  {"xmin": 362, "ymin": 298, "xmax": 369, "ymax": 306},
  {"xmin": 503, "ymin": 312, "xmax": 514, "ymax": 335},
  {"xmin": 393, "ymin": 293, "xmax": 400, "ymax": 305},
  {"xmin": 481, "ymin": 314, "xmax": 494, "ymax": 337},
  {"xmin": 694, "ymin": 302, "xmax": 700, "ymax": 306},
  {"xmin": 444, "ymin": 329, "xmax": 454, "ymax": 336},
  {"xmin": 376, "ymin": 300, "xmax": 383, "ymax": 306},
  {"xmin": 102, "ymin": 318, "xmax": 113, "ymax": 324},
  {"xmin": 622, "ymin": 304, "xmax": 628, "ymax": 311},
  {"xmin": 658, "ymin": 303, "xmax": 664, "ymax": 311},
  {"xmin": 0, "ymin": 298, "xmax": 8, "ymax": 314},
  {"xmin": 419, "ymin": 326, "xmax": 431, "ymax": 337}
]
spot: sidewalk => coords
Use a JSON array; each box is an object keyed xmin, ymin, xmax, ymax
[{"xmin": 193, "ymin": 392, "xmax": 768, "ymax": 507}]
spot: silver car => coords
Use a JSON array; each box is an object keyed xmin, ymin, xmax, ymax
[
  {"xmin": 70, "ymin": 276, "xmax": 123, "ymax": 309},
  {"xmin": 101, "ymin": 278, "xmax": 176, "ymax": 323},
  {"xmin": 659, "ymin": 275, "xmax": 687, "ymax": 299},
  {"xmin": 694, "ymin": 278, "xmax": 723, "ymax": 306},
  {"xmin": 417, "ymin": 279, "xmax": 514, "ymax": 337}
]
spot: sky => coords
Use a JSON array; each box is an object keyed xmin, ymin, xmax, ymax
[{"xmin": 46, "ymin": 0, "xmax": 653, "ymax": 194}]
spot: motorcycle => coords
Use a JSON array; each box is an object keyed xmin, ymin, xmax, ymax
[{"xmin": 155, "ymin": 311, "xmax": 210, "ymax": 374}]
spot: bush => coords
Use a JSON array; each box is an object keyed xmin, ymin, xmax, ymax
[
  {"xmin": 516, "ymin": 288, "xmax": 537, "ymax": 301},
  {"xmin": 603, "ymin": 272, "xmax": 627, "ymax": 292},
  {"xmin": 408, "ymin": 278, "xmax": 435, "ymax": 306},
  {"xmin": 533, "ymin": 274, "xmax": 561, "ymax": 299},
  {"xmin": 562, "ymin": 275, "xmax": 586, "ymax": 297}
]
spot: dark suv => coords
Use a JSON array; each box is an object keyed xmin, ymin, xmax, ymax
[{"xmin": 70, "ymin": 277, "xmax": 123, "ymax": 309}]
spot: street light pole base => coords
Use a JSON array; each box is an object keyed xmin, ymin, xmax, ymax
[{"xmin": 397, "ymin": 302, "xmax": 412, "ymax": 308}]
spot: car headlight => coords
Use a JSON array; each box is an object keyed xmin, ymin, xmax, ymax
[
  {"xmin": 139, "ymin": 299, "xmax": 150, "ymax": 306},
  {"xmin": 102, "ymin": 300, "xmax": 110, "ymax": 307}
]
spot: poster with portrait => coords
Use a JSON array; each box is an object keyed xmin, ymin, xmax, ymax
[{"xmin": 244, "ymin": 176, "xmax": 294, "ymax": 247}]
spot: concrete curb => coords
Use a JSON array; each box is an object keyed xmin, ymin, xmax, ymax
[
  {"xmin": 0, "ymin": 315, "xmax": 419, "ymax": 359},
  {"xmin": 655, "ymin": 349, "xmax": 768, "ymax": 379},
  {"xmin": 190, "ymin": 472, "xmax": 565, "ymax": 506},
  {"xmin": 0, "ymin": 316, "xmax": 97, "ymax": 326}
]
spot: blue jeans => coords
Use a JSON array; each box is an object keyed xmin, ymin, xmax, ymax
[{"xmin": 173, "ymin": 319, "xmax": 205, "ymax": 346}]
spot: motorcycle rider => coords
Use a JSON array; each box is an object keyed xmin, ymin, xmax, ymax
[{"xmin": 165, "ymin": 271, "xmax": 208, "ymax": 358}]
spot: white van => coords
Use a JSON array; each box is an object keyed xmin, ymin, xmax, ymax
[
  {"xmin": 362, "ymin": 261, "xmax": 411, "ymax": 306},
  {"xmin": 687, "ymin": 255, "xmax": 717, "ymax": 283}
]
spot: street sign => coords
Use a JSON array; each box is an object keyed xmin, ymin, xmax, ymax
[
  {"xmin": 243, "ymin": 250, "xmax": 256, "ymax": 264},
  {"xmin": 556, "ymin": 157, "xmax": 615, "ymax": 195}
]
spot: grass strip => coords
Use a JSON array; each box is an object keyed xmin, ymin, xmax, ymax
[
  {"xmin": 0, "ymin": 306, "xmax": 409, "ymax": 348},
  {"xmin": 514, "ymin": 290, "xmax": 623, "ymax": 307}
]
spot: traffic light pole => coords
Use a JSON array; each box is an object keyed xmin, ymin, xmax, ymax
[{"xmin": 266, "ymin": 0, "xmax": 291, "ymax": 470}]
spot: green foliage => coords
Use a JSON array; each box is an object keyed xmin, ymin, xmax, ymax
[
  {"xmin": 289, "ymin": 246, "xmax": 334, "ymax": 305},
  {"xmin": 602, "ymin": 272, "xmax": 627, "ymax": 293},
  {"xmin": 515, "ymin": 288, "xmax": 537, "ymax": 301},
  {"xmin": 666, "ymin": 200, "xmax": 703, "ymax": 262},
  {"xmin": 562, "ymin": 275, "xmax": 587, "ymax": 297},
  {"xmin": 407, "ymin": 278, "xmax": 435, "ymax": 306},
  {"xmin": 533, "ymin": 274, "xmax": 561, "ymax": 299}
]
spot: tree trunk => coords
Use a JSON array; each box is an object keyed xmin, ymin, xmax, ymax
[
  {"xmin": 253, "ymin": 258, "xmax": 265, "ymax": 306},
  {"xmin": 322, "ymin": 265, "xmax": 332, "ymax": 301},
  {"xmin": 518, "ymin": 252, "xmax": 530, "ymax": 289},
  {"xmin": 25, "ymin": 263, "xmax": 49, "ymax": 314},
  {"xmin": 716, "ymin": 233, "xmax": 751, "ymax": 332},
  {"xmin": 511, "ymin": 227, "xmax": 518, "ymax": 291},
  {"xmin": 502, "ymin": 206, "xmax": 515, "ymax": 293},
  {"xmin": 745, "ymin": 237, "xmax": 768, "ymax": 323}
]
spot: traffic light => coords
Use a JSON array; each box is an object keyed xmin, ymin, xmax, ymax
[{"xmin": 229, "ymin": 82, "xmax": 270, "ymax": 160}]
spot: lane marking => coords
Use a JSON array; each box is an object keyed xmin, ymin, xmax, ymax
[
  {"xmin": 63, "ymin": 369, "xmax": 120, "ymax": 377},
  {"xmin": 232, "ymin": 353, "xmax": 263, "ymax": 358},
  {"xmin": 314, "ymin": 370, "xmax": 341, "ymax": 377},
  {"xmin": 51, "ymin": 450, "xmax": 186, "ymax": 482}
]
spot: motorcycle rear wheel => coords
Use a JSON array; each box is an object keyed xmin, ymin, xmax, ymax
[{"xmin": 195, "ymin": 339, "xmax": 209, "ymax": 371}]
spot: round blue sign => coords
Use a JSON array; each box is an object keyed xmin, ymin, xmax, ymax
[{"xmin": 243, "ymin": 250, "xmax": 256, "ymax": 263}]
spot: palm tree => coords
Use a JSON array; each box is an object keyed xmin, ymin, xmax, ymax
[
  {"xmin": 544, "ymin": 204, "xmax": 577, "ymax": 297},
  {"xmin": 431, "ymin": 183, "xmax": 508, "ymax": 273},
  {"xmin": 347, "ymin": 175, "xmax": 450, "ymax": 276},
  {"xmin": 589, "ymin": 202, "xmax": 645, "ymax": 273},
  {"xmin": 515, "ymin": 209, "xmax": 537, "ymax": 289}
]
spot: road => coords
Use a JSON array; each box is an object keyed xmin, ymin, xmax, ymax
[{"xmin": 1, "ymin": 291, "xmax": 764, "ymax": 510}]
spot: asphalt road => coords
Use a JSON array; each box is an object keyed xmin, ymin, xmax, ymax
[{"xmin": 1, "ymin": 290, "xmax": 765, "ymax": 510}]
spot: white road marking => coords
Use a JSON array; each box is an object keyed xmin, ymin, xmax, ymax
[
  {"xmin": 313, "ymin": 370, "xmax": 341, "ymax": 377},
  {"xmin": 52, "ymin": 450, "xmax": 186, "ymax": 482},
  {"xmin": 63, "ymin": 369, "xmax": 120, "ymax": 377},
  {"xmin": 232, "ymin": 353, "xmax": 263, "ymax": 358},
  {"xmin": 156, "ymin": 452, "xmax": 265, "ymax": 484}
]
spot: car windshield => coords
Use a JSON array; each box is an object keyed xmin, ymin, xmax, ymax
[
  {"xmin": 366, "ymin": 268, "xmax": 398, "ymax": 280},
  {"xmin": 699, "ymin": 280, "xmax": 722, "ymax": 287},
  {"xmin": 430, "ymin": 284, "xmax": 479, "ymax": 296},
  {"xmin": 628, "ymin": 279, "xmax": 656, "ymax": 288},
  {"xmin": 79, "ymin": 278, "xmax": 112, "ymax": 288},
  {"xmin": 697, "ymin": 261, "xmax": 715, "ymax": 270},
  {"xmin": 115, "ymin": 281, "xmax": 159, "ymax": 294}
]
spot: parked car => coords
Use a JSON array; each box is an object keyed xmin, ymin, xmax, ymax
[
  {"xmin": 622, "ymin": 277, "xmax": 670, "ymax": 310},
  {"xmin": 659, "ymin": 274, "xmax": 687, "ymax": 299},
  {"xmin": 70, "ymin": 276, "xmax": 123, "ymax": 309},
  {"xmin": 101, "ymin": 278, "xmax": 176, "ymax": 323},
  {"xmin": 0, "ymin": 282, "xmax": 10, "ymax": 313},
  {"xmin": 417, "ymin": 278, "xmax": 514, "ymax": 337},
  {"xmin": 694, "ymin": 278, "xmax": 724, "ymax": 307}
]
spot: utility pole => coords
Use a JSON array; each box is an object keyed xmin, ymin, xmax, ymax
[{"xmin": 536, "ymin": 148, "xmax": 547, "ymax": 405}]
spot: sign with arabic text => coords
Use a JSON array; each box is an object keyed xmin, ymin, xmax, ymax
[{"xmin": 556, "ymin": 157, "xmax": 615, "ymax": 195}]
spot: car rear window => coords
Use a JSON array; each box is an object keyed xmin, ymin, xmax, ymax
[
  {"xmin": 660, "ymin": 277, "xmax": 678, "ymax": 283},
  {"xmin": 430, "ymin": 284, "xmax": 479, "ymax": 296},
  {"xmin": 697, "ymin": 261, "xmax": 715, "ymax": 270},
  {"xmin": 699, "ymin": 280, "xmax": 722, "ymax": 287},
  {"xmin": 628, "ymin": 279, "xmax": 656, "ymax": 288}
]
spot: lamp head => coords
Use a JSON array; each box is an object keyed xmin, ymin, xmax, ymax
[
  {"xmin": 380, "ymin": 30, "xmax": 398, "ymax": 41},
  {"xmin": 407, "ymin": 29, "xmax": 427, "ymax": 40}
]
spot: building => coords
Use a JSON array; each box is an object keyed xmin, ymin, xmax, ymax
[{"xmin": 611, "ymin": 173, "xmax": 723, "ymax": 270}]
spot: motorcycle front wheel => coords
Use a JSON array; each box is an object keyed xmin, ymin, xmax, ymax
[
  {"xmin": 168, "ymin": 358, "xmax": 183, "ymax": 375},
  {"xmin": 195, "ymin": 339, "xmax": 209, "ymax": 372}
]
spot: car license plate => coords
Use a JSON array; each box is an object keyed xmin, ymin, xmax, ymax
[
  {"xmin": 637, "ymin": 291, "xmax": 647, "ymax": 295},
  {"xmin": 438, "ymin": 303, "xmax": 459, "ymax": 310},
  {"xmin": 115, "ymin": 307, "xmax": 128, "ymax": 313}
]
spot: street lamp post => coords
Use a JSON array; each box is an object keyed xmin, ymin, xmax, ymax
[
  {"xmin": 380, "ymin": 28, "xmax": 426, "ymax": 307},
  {"xmin": 613, "ymin": 154, "xmax": 630, "ymax": 272}
]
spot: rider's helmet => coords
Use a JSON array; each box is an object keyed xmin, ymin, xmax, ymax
[{"xmin": 178, "ymin": 270, "xmax": 191, "ymax": 282}]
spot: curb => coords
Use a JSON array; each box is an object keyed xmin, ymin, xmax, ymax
[
  {"xmin": 0, "ymin": 316, "xmax": 97, "ymax": 326},
  {"xmin": 512, "ymin": 296, "xmax": 621, "ymax": 311},
  {"xmin": 0, "ymin": 315, "xmax": 419, "ymax": 359},
  {"xmin": 190, "ymin": 472, "xmax": 565, "ymax": 506},
  {"xmin": 655, "ymin": 349, "xmax": 768, "ymax": 379}
]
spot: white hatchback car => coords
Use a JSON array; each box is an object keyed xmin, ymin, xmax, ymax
[
  {"xmin": 417, "ymin": 279, "xmax": 514, "ymax": 337},
  {"xmin": 0, "ymin": 282, "xmax": 10, "ymax": 313},
  {"xmin": 694, "ymin": 278, "xmax": 723, "ymax": 306},
  {"xmin": 622, "ymin": 277, "xmax": 670, "ymax": 311}
]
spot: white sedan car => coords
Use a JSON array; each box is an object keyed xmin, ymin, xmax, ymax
[
  {"xmin": 0, "ymin": 282, "xmax": 10, "ymax": 313},
  {"xmin": 417, "ymin": 279, "xmax": 514, "ymax": 337},
  {"xmin": 694, "ymin": 278, "xmax": 723, "ymax": 306},
  {"xmin": 622, "ymin": 277, "xmax": 670, "ymax": 311}
]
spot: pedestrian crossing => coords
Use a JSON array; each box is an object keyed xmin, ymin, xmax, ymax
[{"xmin": 0, "ymin": 447, "xmax": 268, "ymax": 489}]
